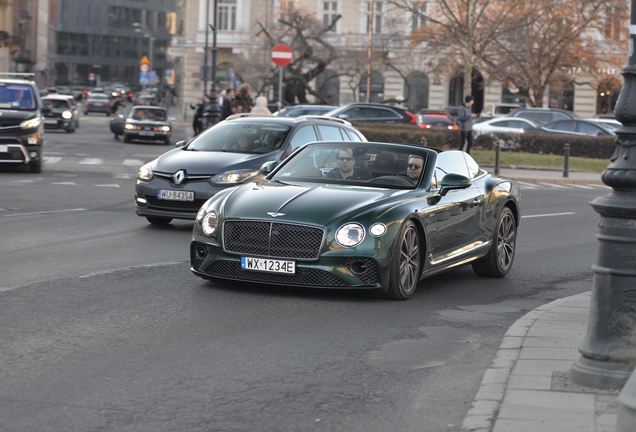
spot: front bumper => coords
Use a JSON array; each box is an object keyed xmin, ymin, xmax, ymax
[
  {"xmin": 124, "ymin": 130, "xmax": 170, "ymax": 141},
  {"xmin": 43, "ymin": 118, "xmax": 72, "ymax": 131},
  {"xmin": 0, "ymin": 130, "xmax": 43, "ymax": 166}
]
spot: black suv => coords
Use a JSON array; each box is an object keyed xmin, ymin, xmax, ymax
[
  {"xmin": 0, "ymin": 75, "xmax": 45, "ymax": 173},
  {"xmin": 324, "ymin": 103, "xmax": 417, "ymax": 124},
  {"xmin": 135, "ymin": 114, "xmax": 367, "ymax": 225}
]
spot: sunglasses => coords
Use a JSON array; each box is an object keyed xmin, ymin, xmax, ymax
[
  {"xmin": 407, "ymin": 163, "xmax": 422, "ymax": 169},
  {"xmin": 338, "ymin": 157, "xmax": 353, "ymax": 162}
]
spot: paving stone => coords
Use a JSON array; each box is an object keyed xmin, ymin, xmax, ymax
[
  {"xmin": 540, "ymin": 312, "xmax": 589, "ymax": 322},
  {"xmin": 507, "ymin": 375, "xmax": 552, "ymax": 390},
  {"xmin": 461, "ymin": 415, "xmax": 492, "ymax": 431},
  {"xmin": 475, "ymin": 383, "xmax": 506, "ymax": 401},
  {"xmin": 548, "ymin": 306, "xmax": 591, "ymax": 314},
  {"xmin": 522, "ymin": 336, "xmax": 583, "ymax": 348},
  {"xmin": 595, "ymin": 413, "xmax": 618, "ymax": 426},
  {"xmin": 532, "ymin": 320, "xmax": 588, "ymax": 330},
  {"xmin": 519, "ymin": 347, "xmax": 580, "ymax": 360},
  {"xmin": 503, "ymin": 389, "xmax": 595, "ymax": 410},
  {"xmin": 482, "ymin": 368, "xmax": 510, "ymax": 384},
  {"xmin": 466, "ymin": 400, "xmax": 499, "ymax": 417},
  {"xmin": 513, "ymin": 359, "xmax": 575, "ymax": 376},
  {"xmin": 497, "ymin": 403, "xmax": 594, "ymax": 424},
  {"xmin": 493, "ymin": 418, "xmax": 594, "ymax": 432},
  {"xmin": 525, "ymin": 326, "xmax": 586, "ymax": 338},
  {"xmin": 499, "ymin": 336, "xmax": 524, "ymax": 350}
]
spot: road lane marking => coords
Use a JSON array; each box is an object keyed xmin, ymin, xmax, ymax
[
  {"xmin": 43, "ymin": 157, "xmax": 62, "ymax": 164},
  {"xmin": 123, "ymin": 159, "xmax": 145, "ymax": 166},
  {"xmin": 522, "ymin": 212, "xmax": 577, "ymax": 219},
  {"xmin": 516, "ymin": 181, "xmax": 540, "ymax": 189},
  {"xmin": 79, "ymin": 158, "xmax": 103, "ymax": 165},
  {"xmin": 94, "ymin": 184, "xmax": 120, "ymax": 188},
  {"xmin": 3, "ymin": 208, "xmax": 87, "ymax": 217},
  {"xmin": 537, "ymin": 182, "xmax": 571, "ymax": 189},
  {"xmin": 568, "ymin": 184, "xmax": 594, "ymax": 189},
  {"xmin": 79, "ymin": 261, "xmax": 184, "ymax": 278},
  {"xmin": 586, "ymin": 184, "xmax": 611, "ymax": 189},
  {"xmin": 50, "ymin": 182, "xmax": 77, "ymax": 185}
]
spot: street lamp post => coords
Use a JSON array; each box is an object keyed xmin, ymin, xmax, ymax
[
  {"xmin": 203, "ymin": 0, "xmax": 218, "ymax": 98},
  {"xmin": 569, "ymin": 0, "xmax": 636, "ymax": 390},
  {"xmin": 133, "ymin": 22, "xmax": 155, "ymax": 80},
  {"xmin": 203, "ymin": 0, "xmax": 210, "ymax": 97}
]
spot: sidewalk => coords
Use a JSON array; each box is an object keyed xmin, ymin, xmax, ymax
[
  {"xmin": 487, "ymin": 165, "xmax": 604, "ymax": 185},
  {"xmin": 461, "ymin": 292, "xmax": 620, "ymax": 432}
]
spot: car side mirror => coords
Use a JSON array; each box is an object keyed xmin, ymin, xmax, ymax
[
  {"xmin": 440, "ymin": 174, "xmax": 471, "ymax": 196},
  {"xmin": 175, "ymin": 140, "xmax": 186, "ymax": 148},
  {"xmin": 260, "ymin": 161, "xmax": 279, "ymax": 175},
  {"xmin": 338, "ymin": 114, "xmax": 349, "ymax": 120}
]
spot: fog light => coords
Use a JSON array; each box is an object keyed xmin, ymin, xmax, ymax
[
  {"xmin": 349, "ymin": 260, "xmax": 368, "ymax": 274},
  {"xmin": 29, "ymin": 151, "xmax": 38, "ymax": 158},
  {"xmin": 136, "ymin": 196, "xmax": 147, "ymax": 204},
  {"xmin": 196, "ymin": 246, "xmax": 207, "ymax": 260}
]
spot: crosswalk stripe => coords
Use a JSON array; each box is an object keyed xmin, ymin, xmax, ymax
[
  {"xmin": 568, "ymin": 184, "xmax": 594, "ymax": 189},
  {"xmin": 537, "ymin": 182, "xmax": 571, "ymax": 189},
  {"xmin": 50, "ymin": 182, "xmax": 77, "ymax": 185},
  {"xmin": 78, "ymin": 158, "xmax": 103, "ymax": 165},
  {"xmin": 94, "ymin": 184, "xmax": 121, "ymax": 188},
  {"xmin": 586, "ymin": 184, "xmax": 610, "ymax": 189},
  {"xmin": 123, "ymin": 159, "xmax": 145, "ymax": 166},
  {"xmin": 43, "ymin": 157, "xmax": 62, "ymax": 164},
  {"xmin": 516, "ymin": 181, "xmax": 540, "ymax": 189}
]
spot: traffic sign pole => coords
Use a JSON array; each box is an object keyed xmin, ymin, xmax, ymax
[{"xmin": 270, "ymin": 44, "xmax": 293, "ymax": 112}]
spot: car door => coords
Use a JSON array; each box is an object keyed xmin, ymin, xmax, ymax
[{"xmin": 430, "ymin": 151, "xmax": 485, "ymax": 265}]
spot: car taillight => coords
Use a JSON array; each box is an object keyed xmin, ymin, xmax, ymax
[
  {"xmin": 106, "ymin": 102, "xmax": 111, "ymax": 106},
  {"xmin": 72, "ymin": 106, "xmax": 77, "ymax": 111},
  {"xmin": 448, "ymin": 125, "xmax": 458, "ymax": 130},
  {"xmin": 406, "ymin": 111, "xmax": 417, "ymax": 124},
  {"xmin": 419, "ymin": 124, "xmax": 432, "ymax": 129}
]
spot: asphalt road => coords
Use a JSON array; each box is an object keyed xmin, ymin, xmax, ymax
[{"xmin": 0, "ymin": 118, "xmax": 609, "ymax": 431}]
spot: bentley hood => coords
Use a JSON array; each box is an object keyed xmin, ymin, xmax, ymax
[
  {"xmin": 154, "ymin": 149, "xmax": 275, "ymax": 175},
  {"xmin": 222, "ymin": 180, "xmax": 406, "ymax": 225}
]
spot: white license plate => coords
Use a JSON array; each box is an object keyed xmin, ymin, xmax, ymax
[
  {"xmin": 139, "ymin": 131, "xmax": 155, "ymax": 136},
  {"xmin": 158, "ymin": 190, "xmax": 194, "ymax": 201},
  {"xmin": 94, "ymin": 103, "xmax": 103, "ymax": 106},
  {"xmin": 241, "ymin": 256, "xmax": 296, "ymax": 274},
  {"xmin": 44, "ymin": 119, "xmax": 57, "ymax": 124},
  {"xmin": 0, "ymin": 145, "xmax": 7, "ymax": 152}
]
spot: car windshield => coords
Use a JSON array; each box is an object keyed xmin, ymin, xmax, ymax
[
  {"xmin": 187, "ymin": 121, "xmax": 292, "ymax": 154},
  {"xmin": 0, "ymin": 84, "xmax": 36, "ymax": 110},
  {"xmin": 131, "ymin": 109, "xmax": 166, "ymax": 121},
  {"xmin": 43, "ymin": 99, "xmax": 70, "ymax": 109},
  {"xmin": 270, "ymin": 143, "xmax": 430, "ymax": 189}
]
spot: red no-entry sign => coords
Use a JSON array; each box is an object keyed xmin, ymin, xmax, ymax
[{"xmin": 271, "ymin": 44, "xmax": 293, "ymax": 67}]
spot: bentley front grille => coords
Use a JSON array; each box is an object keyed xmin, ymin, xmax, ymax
[
  {"xmin": 204, "ymin": 261, "xmax": 347, "ymax": 286},
  {"xmin": 223, "ymin": 220, "xmax": 324, "ymax": 260}
]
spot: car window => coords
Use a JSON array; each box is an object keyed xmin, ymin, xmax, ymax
[
  {"xmin": 289, "ymin": 125, "xmax": 318, "ymax": 150},
  {"xmin": 44, "ymin": 99, "xmax": 70, "ymax": 109},
  {"xmin": 375, "ymin": 108, "xmax": 401, "ymax": 119},
  {"xmin": 188, "ymin": 121, "xmax": 291, "ymax": 153},
  {"xmin": 578, "ymin": 122, "xmax": 604, "ymax": 136},
  {"xmin": 318, "ymin": 125, "xmax": 343, "ymax": 141},
  {"xmin": 491, "ymin": 120, "xmax": 509, "ymax": 128},
  {"xmin": 509, "ymin": 120, "xmax": 531, "ymax": 128},
  {"xmin": 434, "ymin": 150, "xmax": 470, "ymax": 182},
  {"xmin": 548, "ymin": 121, "xmax": 575, "ymax": 132},
  {"xmin": 462, "ymin": 153, "xmax": 483, "ymax": 179},
  {"xmin": 338, "ymin": 128, "xmax": 351, "ymax": 141},
  {"xmin": 0, "ymin": 84, "xmax": 36, "ymax": 110},
  {"xmin": 346, "ymin": 130, "xmax": 363, "ymax": 141},
  {"xmin": 341, "ymin": 107, "xmax": 366, "ymax": 119}
]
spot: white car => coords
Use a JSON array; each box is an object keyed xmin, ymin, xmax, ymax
[
  {"xmin": 584, "ymin": 118, "xmax": 621, "ymax": 131},
  {"xmin": 472, "ymin": 116, "xmax": 539, "ymax": 149}
]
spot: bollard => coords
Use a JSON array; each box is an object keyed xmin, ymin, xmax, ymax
[
  {"xmin": 494, "ymin": 143, "xmax": 500, "ymax": 175},
  {"xmin": 563, "ymin": 143, "xmax": 570, "ymax": 178}
]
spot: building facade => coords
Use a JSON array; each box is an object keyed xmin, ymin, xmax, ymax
[
  {"xmin": 55, "ymin": 0, "xmax": 177, "ymax": 87},
  {"xmin": 172, "ymin": 0, "xmax": 625, "ymax": 119}
]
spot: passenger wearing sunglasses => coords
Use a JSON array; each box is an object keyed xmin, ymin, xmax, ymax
[
  {"xmin": 406, "ymin": 155, "xmax": 424, "ymax": 183},
  {"xmin": 325, "ymin": 149, "xmax": 371, "ymax": 180}
]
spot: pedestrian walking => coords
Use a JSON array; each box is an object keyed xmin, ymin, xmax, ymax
[
  {"xmin": 230, "ymin": 83, "xmax": 253, "ymax": 114},
  {"xmin": 190, "ymin": 98, "xmax": 204, "ymax": 136},
  {"xmin": 250, "ymin": 96, "xmax": 272, "ymax": 115},
  {"xmin": 458, "ymin": 95, "xmax": 478, "ymax": 154},
  {"xmin": 220, "ymin": 88, "xmax": 235, "ymax": 120}
]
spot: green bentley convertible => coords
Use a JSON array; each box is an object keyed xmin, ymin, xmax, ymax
[{"xmin": 190, "ymin": 141, "xmax": 521, "ymax": 300}]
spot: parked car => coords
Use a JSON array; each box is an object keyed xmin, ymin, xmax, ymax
[
  {"xmin": 525, "ymin": 119, "xmax": 616, "ymax": 137},
  {"xmin": 273, "ymin": 105, "xmax": 338, "ymax": 117},
  {"xmin": 110, "ymin": 106, "xmax": 172, "ymax": 144},
  {"xmin": 442, "ymin": 106, "xmax": 460, "ymax": 121},
  {"xmin": 0, "ymin": 76, "xmax": 45, "ymax": 173},
  {"xmin": 41, "ymin": 96, "xmax": 78, "ymax": 133},
  {"xmin": 481, "ymin": 103, "xmax": 522, "ymax": 118},
  {"xmin": 324, "ymin": 103, "xmax": 417, "ymax": 124},
  {"xmin": 472, "ymin": 117, "xmax": 539, "ymax": 149},
  {"xmin": 416, "ymin": 110, "xmax": 459, "ymax": 146},
  {"xmin": 84, "ymin": 93, "xmax": 111, "ymax": 115},
  {"xmin": 585, "ymin": 118, "xmax": 622, "ymax": 131},
  {"xmin": 135, "ymin": 115, "xmax": 367, "ymax": 225},
  {"xmin": 190, "ymin": 142, "xmax": 521, "ymax": 300},
  {"xmin": 509, "ymin": 107, "xmax": 579, "ymax": 124}
]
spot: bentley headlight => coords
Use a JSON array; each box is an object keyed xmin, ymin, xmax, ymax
[
  {"xmin": 369, "ymin": 223, "xmax": 387, "ymax": 237},
  {"xmin": 202, "ymin": 211, "xmax": 218, "ymax": 236},
  {"xmin": 125, "ymin": 124, "xmax": 134, "ymax": 130},
  {"xmin": 210, "ymin": 169, "xmax": 259, "ymax": 185},
  {"xmin": 161, "ymin": 126, "xmax": 170, "ymax": 132},
  {"xmin": 62, "ymin": 110, "xmax": 73, "ymax": 119},
  {"xmin": 196, "ymin": 206, "xmax": 206, "ymax": 222},
  {"xmin": 20, "ymin": 117, "xmax": 41, "ymax": 129},
  {"xmin": 336, "ymin": 223, "xmax": 365, "ymax": 248},
  {"xmin": 138, "ymin": 163, "xmax": 154, "ymax": 181}
]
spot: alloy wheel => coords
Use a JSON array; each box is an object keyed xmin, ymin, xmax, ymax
[{"xmin": 497, "ymin": 212, "xmax": 516, "ymax": 270}]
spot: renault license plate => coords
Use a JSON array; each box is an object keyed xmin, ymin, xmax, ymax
[
  {"xmin": 241, "ymin": 256, "xmax": 296, "ymax": 274},
  {"xmin": 158, "ymin": 190, "xmax": 194, "ymax": 201}
]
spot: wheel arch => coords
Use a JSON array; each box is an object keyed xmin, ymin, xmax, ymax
[
  {"xmin": 407, "ymin": 215, "xmax": 428, "ymax": 280},
  {"xmin": 504, "ymin": 199, "xmax": 520, "ymax": 227}
]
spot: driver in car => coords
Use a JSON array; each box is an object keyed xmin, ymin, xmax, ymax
[
  {"xmin": 324, "ymin": 149, "xmax": 371, "ymax": 180},
  {"xmin": 406, "ymin": 155, "xmax": 424, "ymax": 183}
]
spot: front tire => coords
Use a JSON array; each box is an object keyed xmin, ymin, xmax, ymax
[
  {"xmin": 386, "ymin": 220, "xmax": 421, "ymax": 300},
  {"xmin": 146, "ymin": 217, "xmax": 172, "ymax": 225},
  {"xmin": 29, "ymin": 158, "xmax": 42, "ymax": 173},
  {"xmin": 123, "ymin": 134, "xmax": 131, "ymax": 143},
  {"xmin": 472, "ymin": 207, "xmax": 516, "ymax": 277}
]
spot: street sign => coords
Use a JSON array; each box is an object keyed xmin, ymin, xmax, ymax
[
  {"xmin": 140, "ymin": 55, "xmax": 150, "ymax": 65},
  {"xmin": 139, "ymin": 72, "xmax": 149, "ymax": 85},
  {"xmin": 88, "ymin": 72, "xmax": 95, "ymax": 81},
  {"xmin": 271, "ymin": 44, "xmax": 293, "ymax": 67},
  {"xmin": 140, "ymin": 64, "xmax": 149, "ymax": 73}
]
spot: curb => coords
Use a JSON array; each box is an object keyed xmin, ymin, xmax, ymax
[
  {"xmin": 460, "ymin": 292, "xmax": 591, "ymax": 432},
  {"xmin": 507, "ymin": 177, "xmax": 605, "ymax": 185}
]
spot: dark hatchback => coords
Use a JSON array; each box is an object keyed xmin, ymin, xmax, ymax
[
  {"xmin": 324, "ymin": 103, "xmax": 417, "ymax": 124},
  {"xmin": 41, "ymin": 96, "xmax": 77, "ymax": 133},
  {"xmin": 110, "ymin": 106, "xmax": 172, "ymax": 144},
  {"xmin": 0, "ymin": 78, "xmax": 45, "ymax": 173},
  {"xmin": 135, "ymin": 115, "xmax": 367, "ymax": 225}
]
